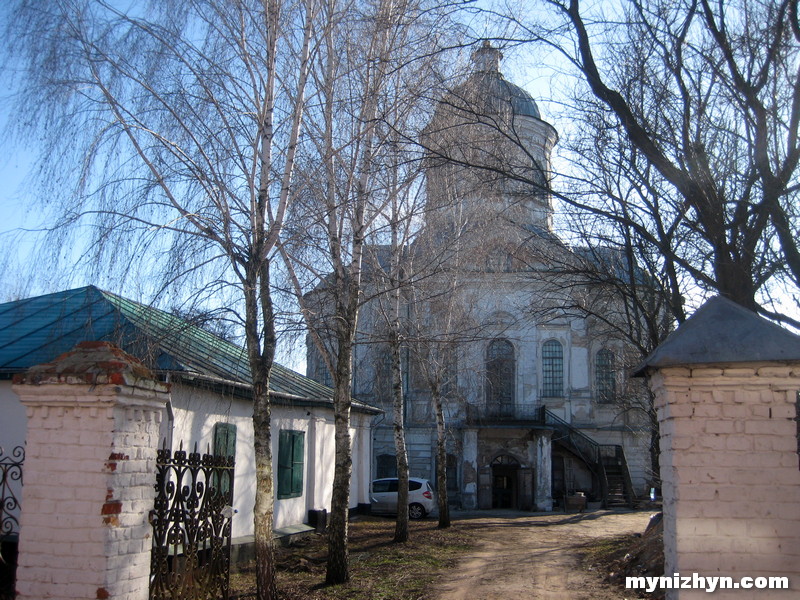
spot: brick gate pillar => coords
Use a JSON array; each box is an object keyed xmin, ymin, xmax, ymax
[
  {"xmin": 636, "ymin": 297, "xmax": 800, "ymax": 599},
  {"xmin": 13, "ymin": 342, "xmax": 169, "ymax": 600}
]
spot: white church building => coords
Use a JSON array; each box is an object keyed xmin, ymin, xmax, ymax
[{"xmin": 307, "ymin": 42, "xmax": 653, "ymax": 511}]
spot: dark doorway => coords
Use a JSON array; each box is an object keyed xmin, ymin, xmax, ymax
[{"xmin": 491, "ymin": 455, "xmax": 520, "ymax": 509}]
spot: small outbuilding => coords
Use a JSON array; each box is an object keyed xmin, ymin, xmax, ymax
[
  {"xmin": 635, "ymin": 296, "xmax": 800, "ymax": 599},
  {"xmin": 0, "ymin": 285, "xmax": 380, "ymax": 547}
]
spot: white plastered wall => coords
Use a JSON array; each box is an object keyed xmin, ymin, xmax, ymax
[{"xmin": 167, "ymin": 383, "xmax": 375, "ymax": 537}]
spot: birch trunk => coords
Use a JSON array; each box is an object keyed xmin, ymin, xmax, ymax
[
  {"xmin": 326, "ymin": 327, "xmax": 355, "ymax": 583},
  {"xmin": 432, "ymin": 385, "xmax": 450, "ymax": 528},
  {"xmin": 244, "ymin": 264, "xmax": 278, "ymax": 600},
  {"xmin": 391, "ymin": 322, "xmax": 410, "ymax": 542}
]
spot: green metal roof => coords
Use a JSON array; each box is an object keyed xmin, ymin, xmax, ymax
[{"xmin": 0, "ymin": 286, "xmax": 379, "ymax": 413}]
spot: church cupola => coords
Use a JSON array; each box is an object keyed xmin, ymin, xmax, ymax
[
  {"xmin": 422, "ymin": 41, "xmax": 559, "ymax": 240},
  {"xmin": 473, "ymin": 40, "xmax": 502, "ymax": 73}
]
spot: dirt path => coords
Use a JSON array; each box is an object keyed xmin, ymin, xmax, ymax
[{"xmin": 433, "ymin": 509, "xmax": 652, "ymax": 600}]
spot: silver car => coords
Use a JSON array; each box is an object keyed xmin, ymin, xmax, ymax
[{"xmin": 370, "ymin": 477, "xmax": 435, "ymax": 519}]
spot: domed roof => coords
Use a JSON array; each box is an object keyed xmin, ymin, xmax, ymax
[
  {"xmin": 460, "ymin": 42, "xmax": 541, "ymax": 120},
  {"xmin": 483, "ymin": 74, "xmax": 541, "ymax": 119}
]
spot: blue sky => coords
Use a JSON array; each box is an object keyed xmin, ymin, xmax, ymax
[
  {"xmin": 0, "ymin": 8, "xmax": 796, "ymax": 331},
  {"xmin": 0, "ymin": 95, "xmax": 40, "ymax": 299}
]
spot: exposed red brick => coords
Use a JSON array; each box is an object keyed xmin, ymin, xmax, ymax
[
  {"xmin": 106, "ymin": 452, "xmax": 129, "ymax": 472},
  {"xmin": 96, "ymin": 588, "xmax": 110, "ymax": 599},
  {"xmin": 78, "ymin": 341, "xmax": 114, "ymax": 350},
  {"xmin": 15, "ymin": 341, "xmax": 159, "ymax": 385},
  {"xmin": 100, "ymin": 360, "xmax": 129, "ymax": 371},
  {"xmin": 101, "ymin": 501, "xmax": 122, "ymax": 515}
]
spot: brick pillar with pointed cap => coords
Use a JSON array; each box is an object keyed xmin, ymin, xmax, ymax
[
  {"xmin": 13, "ymin": 341, "xmax": 169, "ymax": 600},
  {"xmin": 636, "ymin": 297, "xmax": 800, "ymax": 599}
]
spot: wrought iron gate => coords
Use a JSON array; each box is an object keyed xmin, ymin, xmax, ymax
[
  {"xmin": 149, "ymin": 443, "xmax": 235, "ymax": 600},
  {"xmin": 0, "ymin": 445, "xmax": 24, "ymax": 600}
]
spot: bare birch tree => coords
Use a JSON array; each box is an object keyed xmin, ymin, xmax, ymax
[
  {"xmin": 405, "ymin": 277, "xmax": 471, "ymax": 529},
  {"xmin": 280, "ymin": 0, "xmax": 454, "ymax": 579},
  {"xmin": 5, "ymin": 1, "xmax": 319, "ymax": 597},
  {"xmin": 367, "ymin": 153, "xmax": 425, "ymax": 543}
]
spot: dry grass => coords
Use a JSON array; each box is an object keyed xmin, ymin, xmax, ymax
[{"xmin": 230, "ymin": 516, "xmax": 475, "ymax": 600}]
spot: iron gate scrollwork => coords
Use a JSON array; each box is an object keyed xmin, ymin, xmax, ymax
[
  {"xmin": 0, "ymin": 446, "xmax": 23, "ymax": 543},
  {"xmin": 1, "ymin": 445, "xmax": 24, "ymax": 600},
  {"xmin": 149, "ymin": 443, "xmax": 235, "ymax": 600}
]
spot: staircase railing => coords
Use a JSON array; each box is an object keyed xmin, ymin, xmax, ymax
[
  {"xmin": 540, "ymin": 407, "xmax": 599, "ymax": 467},
  {"xmin": 598, "ymin": 444, "xmax": 637, "ymax": 507},
  {"xmin": 540, "ymin": 408, "xmax": 608, "ymax": 500},
  {"xmin": 540, "ymin": 408, "xmax": 636, "ymax": 507},
  {"xmin": 616, "ymin": 446, "xmax": 637, "ymax": 507}
]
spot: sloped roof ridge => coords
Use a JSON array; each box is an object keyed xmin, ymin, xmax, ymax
[
  {"xmin": 0, "ymin": 286, "xmax": 114, "ymax": 370},
  {"xmin": 96, "ymin": 288, "xmax": 339, "ymax": 399},
  {"xmin": 97, "ymin": 288, "xmax": 250, "ymax": 379},
  {"xmin": 0, "ymin": 286, "xmax": 361, "ymax": 408}
]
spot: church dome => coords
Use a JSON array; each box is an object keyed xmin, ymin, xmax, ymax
[{"xmin": 450, "ymin": 41, "xmax": 541, "ymax": 120}]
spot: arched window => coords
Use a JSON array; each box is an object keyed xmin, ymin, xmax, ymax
[
  {"xmin": 317, "ymin": 363, "xmax": 333, "ymax": 388},
  {"xmin": 541, "ymin": 339, "xmax": 563, "ymax": 397},
  {"xmin": 596, "ymin": 349, "xmax": 616, "ymax": 403},
  {"xmin": 486, "ymin": 339, "xmax": 515, "ymax": 416}
]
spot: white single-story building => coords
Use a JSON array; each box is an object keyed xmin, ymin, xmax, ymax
[{"xmin": 0, "ymin": 286, "xmax": 380, "ymax": 547}]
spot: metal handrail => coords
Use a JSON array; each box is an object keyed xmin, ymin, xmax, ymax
[{"xmin": 540, "ymin": 408, "xmax": 600, "ymax": 465}]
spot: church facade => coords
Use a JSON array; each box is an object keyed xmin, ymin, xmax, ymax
[{"xmin": 308, "ymin": 43, "xmax": 652, "ymax": 511}]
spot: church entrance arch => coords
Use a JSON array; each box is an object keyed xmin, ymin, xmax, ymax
[{"xmin": 491, "ymin": 454, "xmax": 520, "ymax": 509}]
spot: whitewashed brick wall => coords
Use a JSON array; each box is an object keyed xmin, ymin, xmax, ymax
[
  {"xmin": 13, "ymin": 342, "xmax": 168, "ymax": 600},
  {"xmin": 649, "ymin": 363, "xmax": 800, "ymax": 600}
]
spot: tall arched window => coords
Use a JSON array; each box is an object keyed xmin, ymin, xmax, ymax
[
  {"xmin": 596, "ymin": 349, "xmax": 616, "ymax": 403},
  {"xmin": 541, "ymin": 339, "xmax": 563, "ymax": 397},
  {"xmin": 486, "ymin": 339, "xmax": 515, "ymax": 416}
]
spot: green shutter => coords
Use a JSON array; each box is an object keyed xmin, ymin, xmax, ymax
[
  {"xmin": 214, "ymin": 423, "xmax": 237, "ymax": 459},
  {"xmin": 277, "ymin": 430, "xmax": 304, "ymax": 499},
  {"xmin": 278, "ymin": 430, "xmax": 292, "ymax": 498},
  {"xmin": 291, "ymin": 431, "xmax": 304, "ymax": 495},
  {"xmin": 212, "ymin": 423, "xmax": 237, "ymax": 497}
]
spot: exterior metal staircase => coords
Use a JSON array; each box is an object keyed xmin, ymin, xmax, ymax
[
  {"xmin": 540, "ymin": 408, "xmax": 636, "ymax": 508},
  {"xmin": 600, "ymin": 447, "xmax": 635, "ymax": 508}
]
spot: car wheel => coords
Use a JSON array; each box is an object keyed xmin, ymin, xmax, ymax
[{"xmin": 409, "ymin": 503, "xmax": 425, "ymax": 520}]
